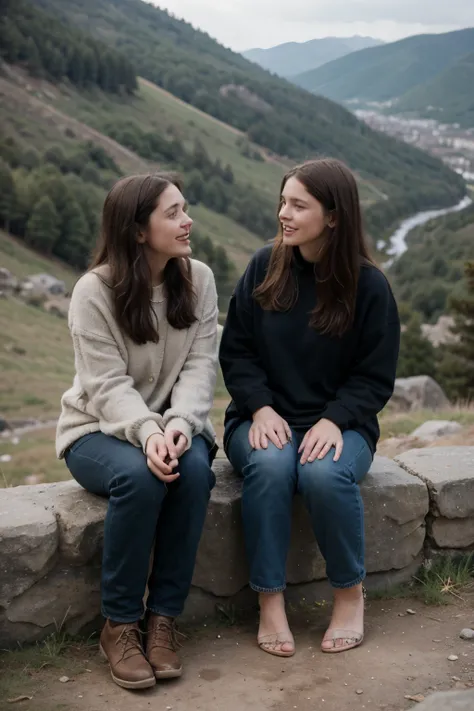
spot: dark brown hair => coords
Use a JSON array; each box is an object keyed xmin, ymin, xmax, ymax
[
  {"xmin": 254, "ymin": 158, "xmax": 375, "ymax": 337},
  {"xmin": 90, "ymin": 173, "xmax": 196, "ymax": 345}
]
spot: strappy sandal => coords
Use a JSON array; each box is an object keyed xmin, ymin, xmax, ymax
[
  {"xmin": 321, "ymin": 628, "xmax": 364, "ymax": 653},
  {"xmin": 257, "ymin": 633, "xmax": 295, "ymax": 658}
]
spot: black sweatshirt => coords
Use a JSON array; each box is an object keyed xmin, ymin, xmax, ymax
[{"xmin": 219, "ymin": 245, "xmax": 400, "ymax": 454}]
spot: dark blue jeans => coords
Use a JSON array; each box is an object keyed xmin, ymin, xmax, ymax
[
  {"xmin": 65, "ymin": 432, "xmax": 215, "ymax": 623},
  {"xmin": 227, "ymin": 422, "xmax": 373, "ymax": 592}
]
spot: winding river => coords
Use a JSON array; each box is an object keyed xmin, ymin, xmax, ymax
[{"xmin": 384, "ymin": 195, "xmax": 472, "ymax": 264}]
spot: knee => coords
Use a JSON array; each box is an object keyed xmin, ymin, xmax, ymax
[
  {"xmin": 177, "ymin": 440, "xmax": 215, "ymax": 495},
  {"xmin": 298, "ymin": 457, "xmax": 351, "ymax": 500},
  {"xmin": 246, "ymin": 443, "xmax": 295, "ymax": 493},
  {"xmin": 112, "ymin": 458, "xmax": 165, "ymax": 505}
]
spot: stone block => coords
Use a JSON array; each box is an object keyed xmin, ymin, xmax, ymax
[{"xmin": 0, "ymin": 485, "xmax": 58, "ymax": 607}]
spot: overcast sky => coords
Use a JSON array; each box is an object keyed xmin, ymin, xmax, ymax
[{"xmin": 152, "ymin": 0, "xmax": 474, "ymax": 50}]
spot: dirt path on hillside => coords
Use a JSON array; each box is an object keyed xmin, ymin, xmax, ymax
[{"xmin": 2, "ymin": 597, "xmax": 473, "ymax": 711}]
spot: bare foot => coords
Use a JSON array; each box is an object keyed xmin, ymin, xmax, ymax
[
  {"xmin": 258, "ymin": 592, "xmax": 295, "ymax": 655},
  {"xmin": 321, "ymin": 583, "xmax": 364, "ymax": 652}
]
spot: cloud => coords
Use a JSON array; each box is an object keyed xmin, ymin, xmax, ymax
[{"xmin": 155, "ymin": 1, "xmax": 474, "ymax": 49}]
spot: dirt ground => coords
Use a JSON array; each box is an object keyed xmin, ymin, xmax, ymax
[{"xmin": 1, "ymin": 596, "xmax": 473, "ymax": 711}]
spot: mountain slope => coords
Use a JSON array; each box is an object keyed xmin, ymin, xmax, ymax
[
  {"xmin": 293, "ymin": 28, "xmax": 474, "ymax": 102},
  {"xmin": 242, "ymin": 36, "xmax": 382, "ymax": 78},
  {"xmin": 394, "ymin": 51, "xmax": 474, "ymax": 128},
  {"xmin": 31, "ymin": 0, "xmax": 466, "ymax": 240},
  {"xmin": 390, "ymin": 199, "xmax": 474, "ymax": 322}
]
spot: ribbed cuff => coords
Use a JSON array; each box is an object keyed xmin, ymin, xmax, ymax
[
  {"xmin": 320, "ymin": 401, "xmax": 350, "ymax": 429},
  {"xmin": 138, "ymin": 420, "xmax": 163, "ymax": 453},
  {"xmin": 246, "ymin": 391, "xmax": 274, "ymax": 415},
  {"xmin": 165, "ymin": 417, "xmax": 193, "ymax": 453}
]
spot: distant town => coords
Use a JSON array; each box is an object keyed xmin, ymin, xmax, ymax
[{"xmin": 351, "ymin": 103, "xmax": 474, "ymax": 182}]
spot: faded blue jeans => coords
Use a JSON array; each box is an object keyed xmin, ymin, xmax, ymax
[
  {"xmin": 226, "ymin": 422, "xmax": 373, "ymax": 592},
  {"xmin": 65, "ymin": 432, "xmax": 215, "ymax": 623}
]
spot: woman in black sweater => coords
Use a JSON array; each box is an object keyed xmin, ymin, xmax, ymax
[{"xmin": 219, "ymin": 158, "xmax": 400, "ymax": 657}]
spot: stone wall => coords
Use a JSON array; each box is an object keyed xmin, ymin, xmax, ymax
[{"xmin": 1, "ymin": 448, "xmax": 473, "ymax": 649}]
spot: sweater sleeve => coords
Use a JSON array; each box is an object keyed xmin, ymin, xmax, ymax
[
  {"xmin": 69, "ymin": 282, "xmax": 163, "ymax": 451},
  {"xmin": 320, "ymin": 275, "xmax": 400, "ymax": 429},
  {"xmin": 219, "ymin": 257, "xmax": 274, "ymax": 415},
  {"xmin": 162, "ymin": 269, "xmax": 219, "ymax": 449}
]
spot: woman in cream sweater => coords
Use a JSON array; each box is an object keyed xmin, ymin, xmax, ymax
[{"xmin": 56, "ymin": 173, "xmax": 218, "ymax": 690}]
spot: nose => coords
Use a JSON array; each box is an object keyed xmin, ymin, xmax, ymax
[
  {"xmin": 279, "ymin": 204, "xmax": 290, "ymax": 222},
  {"xmin": 182, "ymin": 213, "xmax": 193, "ymax": 229}
]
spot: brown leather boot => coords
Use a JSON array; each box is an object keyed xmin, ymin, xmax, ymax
[
  {"xmin": 146, "ymin": 614, "xmax": 183, "ymax": 679},
  {"xmin": 99, "ymin": 620, "xmax": 156, "ymax": 689}
]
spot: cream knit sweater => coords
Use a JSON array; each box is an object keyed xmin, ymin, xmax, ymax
[{"xmin": 56, "ymin": 259, "xmax": 218, "ymax": 458}]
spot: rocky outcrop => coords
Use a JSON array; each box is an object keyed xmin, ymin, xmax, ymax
[
  {"xmin": 410, "ymin": 421, "xmax": 463, "ymax": 443},
  {"xmin": 1, "ymin": 448, "xmax": 473, "ymax": 649},
  {"xmin": 390, "ymin": 376, "xmax": 450, "ymax": 411},
  {"xmin": 396, "ymin": 447, "xmax": 474, "ymax": 549}
]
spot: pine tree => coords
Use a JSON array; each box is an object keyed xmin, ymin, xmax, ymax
[
  {"xmin": 397, "ymin": 312, "xmax": 437, "ymax": 379},
  {"xmin": 54, "ymin": 199, "xmax": 91, "ymax": 268},
  {"xmin": 0, "ymin": 158, "xmax": 16, "ymax": 231},
  {"xmin": 26, "ymin": 196, "xmax": 60, "ymax": 252},
  {"xmin": 437, "ymin": 262, "xmax": 474, "ymax": 401}
]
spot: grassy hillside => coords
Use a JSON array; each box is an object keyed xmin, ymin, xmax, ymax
[
  {"xmin": 394, "ymin": 51, "xmax": 474, "ymax": 128},
  {"xmin": 243, "ymin": 36, "xmax": 382, "ymax": 78},
  {"xmin": 30, "ymin": 0, "xmax": 466, "ymax": 236},
  {"xmin": 293, "ymin": 28, "xmax": 474, "ymax": 103}
]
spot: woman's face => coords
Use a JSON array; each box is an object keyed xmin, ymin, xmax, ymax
[
  {"xmin": 279, "ymin": 176, "xmax": 334, "ymax": 250},
  {"xmin": 139, "ymin": 183, "xmax": 193, "ymax": 260}
]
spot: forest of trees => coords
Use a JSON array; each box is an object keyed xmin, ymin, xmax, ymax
[
  {"xmin": 0, "ymin": 131, "xmax": 236, "ymax": 307},
  {"xmin": 32, "ymin": 0, "xmax": 466, "ymax": 240},
  {"xmin": 0, "ymin": 0, "xmax": 137, "ymax": 94},
  {"xmin": 391, "ymin": 204, "xmax": 474, "ymax": 322},
  {"xmin": 101, "ymin": 119, "xmax": 277, "ymax": 239}
]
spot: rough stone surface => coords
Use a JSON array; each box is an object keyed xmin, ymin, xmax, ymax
[
  {"xmin": 390, "ymin": 376, "xmax": 450, "ymax": 411},
  {"xmin": 414, "ymin": 690, "xmax": 474, "ymax": 711},
  {"xmin": 411, "ymin": 420, "xmax": 463, "ymax": 442},
  {"xmin": 2, "ymin": 449, "xmax": 473, "ymax": 649},
  {"xmin": 431, "ymin": 517, "xmax": 474, "ymax": 549},
  {"xmin": 396, "ymin": 447, "xmax": 474, "ymax": 519},
  {"xmin": 0, "ymin": 485, "xmax": 58, "ymax": 607}
]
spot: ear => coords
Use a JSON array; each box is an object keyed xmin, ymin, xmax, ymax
[
  {"xmin": 327, "ymin": 211, "xmax": 337, "ymax": 229},
  {"xmin": 136, "ymin": 227, "xmax": 147, "ymax": 244}
]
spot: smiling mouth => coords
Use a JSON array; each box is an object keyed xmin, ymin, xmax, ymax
[
  {"xmin": 176, "ymin": 233, "xmax": 190, "ymax": 241},
  {"xmin": 282, "ymin": 226, "xmax": 297, "ymax": 235}
]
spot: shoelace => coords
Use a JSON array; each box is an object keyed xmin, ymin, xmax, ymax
[
  {"xmin": 116, "ymin": 625, "xmax": 144, "ymax": 661},
  {"xmin": 148, "ymin": 620, "xmax": 187, "ymax": 652}
]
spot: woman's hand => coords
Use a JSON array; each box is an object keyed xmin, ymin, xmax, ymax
[
  {"xmin": 298, "ymin": 419, "xmax": 343, "ymax": 464},
  {"xmin": 145, "ymin": 433, "xmax": 180, "ymax": 482},
  {"xmin": 164, "ymin": 428, "xmax": 188, "ymax": 460},
  {"xmin": 249, "ymin": 406, "xmax": 292, "ymax": 450}
]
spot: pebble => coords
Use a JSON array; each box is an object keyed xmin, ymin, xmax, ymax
[
  {"xmin": 356, "ymin": 689, "xmax": 364, "ymax": 695},
  {"xmin": 452, "ymin": 676, "xmax": 461, "ymax": 682},
  {"xmin": 59, "ymin": 676, "xmax": 70, "ymax": 683},
  {"xmin": 406, "ymin": 609, "xmax": 416, "ymax": 615},
  {"xmin": 447, "ymin": 655, "xmax": 459, "ymax": 661},
  {"xmin": 460, "ymin": 628, "xmax": 474, "ymax": 640}
]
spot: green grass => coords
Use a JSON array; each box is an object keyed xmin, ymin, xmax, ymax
[
  {"xmin": 0, "ymin": 231, "xmax": 79, "ymax": 292},
  {"xmin": 379, "ymin": 407, "xmax": 474, "ymax": 440}
]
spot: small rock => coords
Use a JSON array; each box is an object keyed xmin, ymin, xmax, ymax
[
  {"xmin": 59, "ymin": 676, "xmax": 70, "ymax": 683},
  {"xmin": 356, "ymin": 689, "xmax": 364, "ymax": 695},
  {"xmin": 448, "ymin": 655, "xmax": 459, "ymax": 661},
  {"xmin": 11, "ymin": 437, "xmax": 19, "ymax": 445},
  {"xmin": 452, "ymin": 676, "xmax": 461, "ymax": 682},
  {"xmin": 405, "ymin": 694, "xmax": 425, "ymax": 703},
  {"xmin": 406, "ymin": 609, "xmax": 416, "ymax": 615},
  {"xmin": 0, "ymin": 454, "xmax": 12, "ymax": 463},
  {"xmin": 460, "ymin": 628, "xmax": 474, "ymax": 640}
]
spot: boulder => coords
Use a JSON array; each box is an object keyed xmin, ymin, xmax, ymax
[
  {"xmin": 390, "ymin": 376, "xmax": 450, "ymax": 411},
  {"xmin": 411, "ymin": 421, "xmax": 463, "ymax": 442},
  {"xmin": 396, "ymin": 447, "xmax": 474, "ymax": 549},
  {"xmin": 413, "ymin": 690, "xmax": 474, "ymax": 711}
]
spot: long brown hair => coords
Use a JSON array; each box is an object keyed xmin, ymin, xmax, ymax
[
  {"xmin": 254, "ymin": 158, "xmax": 375, "ymax": 337},
  {"xmin": 90, "ymin": 173, "xmax": 196, "ymax": 345}
]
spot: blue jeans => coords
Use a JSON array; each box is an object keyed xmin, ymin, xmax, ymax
[
  {"xmin": 65, "ymin": 432, "xmax": 215, "ymax": 622},
  {"xmin": 226, "ymin": 422, "xmax": 373, "ymax": 592}
]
